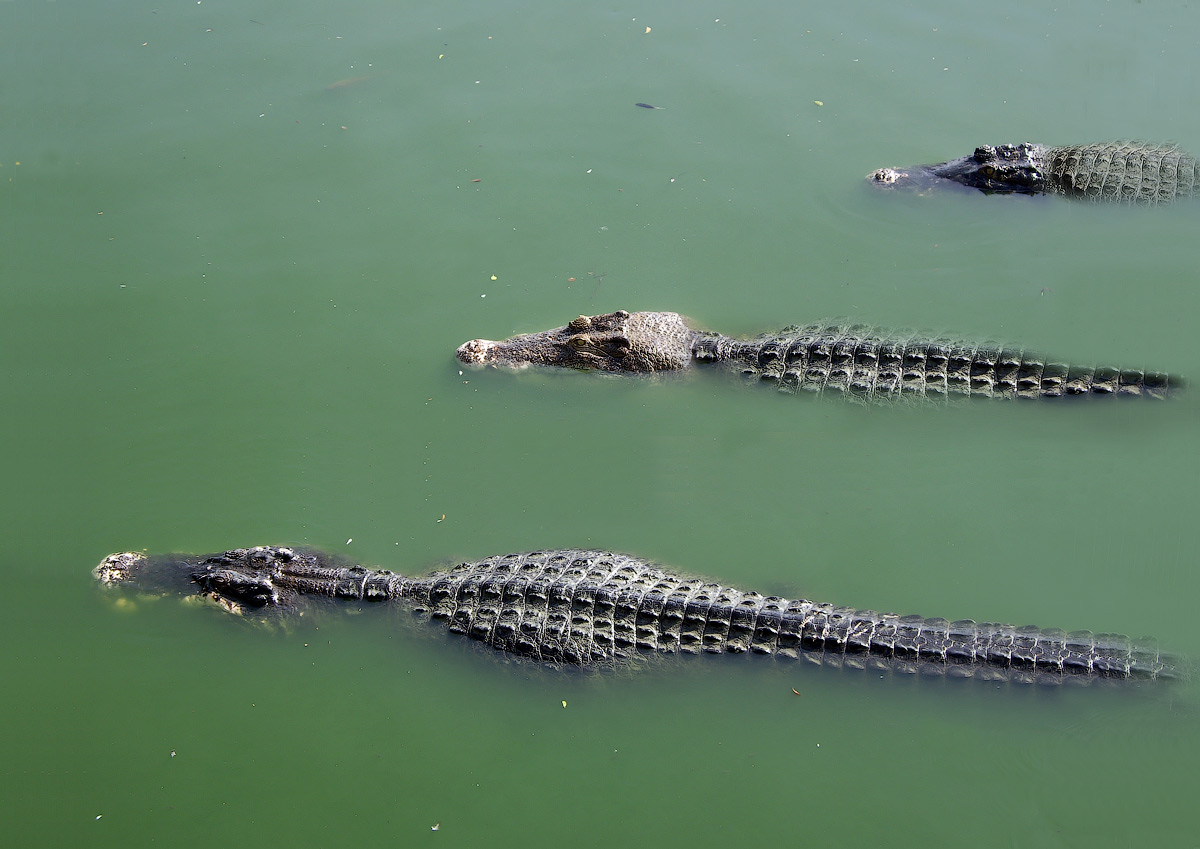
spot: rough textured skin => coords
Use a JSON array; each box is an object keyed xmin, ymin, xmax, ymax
[
  {"xmin": 94, "ymin": 546, "xmax": 1181, "ymax": 684},
  {"xmin": 456, "ymin": 310, "xmax": 695, "ymax": 372},
  {"xmin": 457, "ymin": 311, "xmax": 1183, "ymax": 401},
  {"xmin": 869, "ymin": 141, "xmax": 1199, "ymax": 204}
]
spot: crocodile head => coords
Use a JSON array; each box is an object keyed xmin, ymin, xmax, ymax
[
  {"xmin": 94, "ymin": 547, "xmax": 298, "ymax": 616},
  {"xmin": 927, "ymin": 143, "xmax": 1047, "ymax": 194},
  {"xmin": 455, "ymin": 310, "xmax": 696, "ymax": 372},
  {"xmin": 869, "ymin": 143, "xmax": 1048, "ymax": 195}
]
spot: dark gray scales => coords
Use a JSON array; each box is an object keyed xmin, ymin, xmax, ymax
[
  {"xmin": 94, "ymin": 546, "xmax": 1183, "ymax": 685},
  {"xmin": 456, "ymin": 311, "xmax": 1183, "ymax": 402}
]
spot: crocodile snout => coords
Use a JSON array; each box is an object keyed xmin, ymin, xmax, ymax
[
  {"xmin": 93, "ymin": 551, "xmax": 145, "ymax": 585},
  {"xmin": 455, "ymin": 338, "xmax": 500, "ymax": 365}
]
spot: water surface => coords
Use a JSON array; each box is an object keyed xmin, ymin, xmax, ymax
[{"xmin": 4, "ymin": 1, "xmax": 1200, "ymax": 846}]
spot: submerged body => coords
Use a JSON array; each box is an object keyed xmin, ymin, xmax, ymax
[
  {"xmin": 456, "ymin": 310, "xmax": 1182, "ymax": 401},
  {"xmin": 869, "ymin": 141, "xmax": 1199, "ymax": 203},
  {"xmin": 94, "ymin": 546, "xmax": 1180, "ymax": 684}
]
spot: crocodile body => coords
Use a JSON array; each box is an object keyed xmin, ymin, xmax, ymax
[
  {"xmin": 869, "ymin": 141, "xmax": 1199, "ymax": 203},
  {"xmin": 456, "ymin": 310, "xmax": 1182, "ymax": 401},
  {"xmin": 93, "ymin": 546, "xmax": 1180, "ymax": 684}
]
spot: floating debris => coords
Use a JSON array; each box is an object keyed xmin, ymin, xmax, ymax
[{"xmin": 635, "ymin": 102, "xmax": 664, "ymax": 109}]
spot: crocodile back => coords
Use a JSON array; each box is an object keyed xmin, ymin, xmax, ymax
[
  {"xmin": 403, "ymin": 550, "xmax": 1180, "ymax": 683},
  {"xmin": 693, "ymin": 323, "xmax": 1181, "ymax": 402},
  {"xmin": 1046, "ymin": 142, "xmax": 1199, "ymax": 204}
]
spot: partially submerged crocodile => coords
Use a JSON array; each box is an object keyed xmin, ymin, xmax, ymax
[
  {"xmin": 94, "ymin": 545, "xmax": 1180, "ymax": 684},
  {"xmin": 456, "ymin": 310, "xmax": 1183, "ymax": 401},
  {"xmin": 869, "ymin": 141, "xmax": 1199, "ymax": 203}
]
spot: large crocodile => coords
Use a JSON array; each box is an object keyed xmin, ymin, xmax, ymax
[
  {"xmin": 93, "ymin": 545, "xmax": 1180, "ymax": 685},
  {"xmin": 869, "ymin": 141, "xmax": 1199, "ymax": 203},
  {"xmin": 455, "ymin": 310, "xmax": 1183, "ymax": 401}
]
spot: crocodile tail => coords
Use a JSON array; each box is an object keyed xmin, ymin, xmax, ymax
[
  {"xmin": 733, "ymin": 600, "xmax": 1182, "ymax": 683},
  {"xmin": 715, "ymin": 325, "xmax": 1183, "ymax": 401},
  {"xmin": 625, "ymin": 583, "xmax": 1184, "ymax": 683}
]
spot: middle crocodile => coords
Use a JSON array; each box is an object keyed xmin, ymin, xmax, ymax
[{"xmin": 456, "ymin": 310, "xmax": 1182, "ymax": 402}]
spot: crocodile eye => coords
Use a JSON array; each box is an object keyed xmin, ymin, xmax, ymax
[
  {"xmin": 569, "ymin": 335, "xmax": 589, "ymax": 348},
  {"xmin": 980, "ymin": 165, "xmax": 996, "ymax": 178}
]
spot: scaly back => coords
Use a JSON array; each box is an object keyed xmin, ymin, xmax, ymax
[{"xmin": 1046, "ymin": 142, "xmax": 1199, "ymax": 204}]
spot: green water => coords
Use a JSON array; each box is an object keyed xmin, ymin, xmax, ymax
[{"xmin": 5, "ymin": 0, "xmax": 1200, "ymax": 845}]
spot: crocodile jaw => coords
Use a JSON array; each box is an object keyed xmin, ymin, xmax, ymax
[{"xmin": 456, "ymin": 338, "xmax": 530, "ymax": 368}]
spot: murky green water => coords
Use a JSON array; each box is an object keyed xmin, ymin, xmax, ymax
[{"xmin": 5, "ymin": 1, "xmax": 1200, "ymax": 845}]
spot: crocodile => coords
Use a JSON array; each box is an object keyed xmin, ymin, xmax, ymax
[
  {"xmin": 455, "ymin": 310, "xmax": 1183, "ymax": 401},
  {"xmin": 93, "ymin": 545, "xmax": 1181, "ymax": 685},
  {"xmin": 869, "ymin": 141, "xmax": 1199, "ymax": 203}
]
